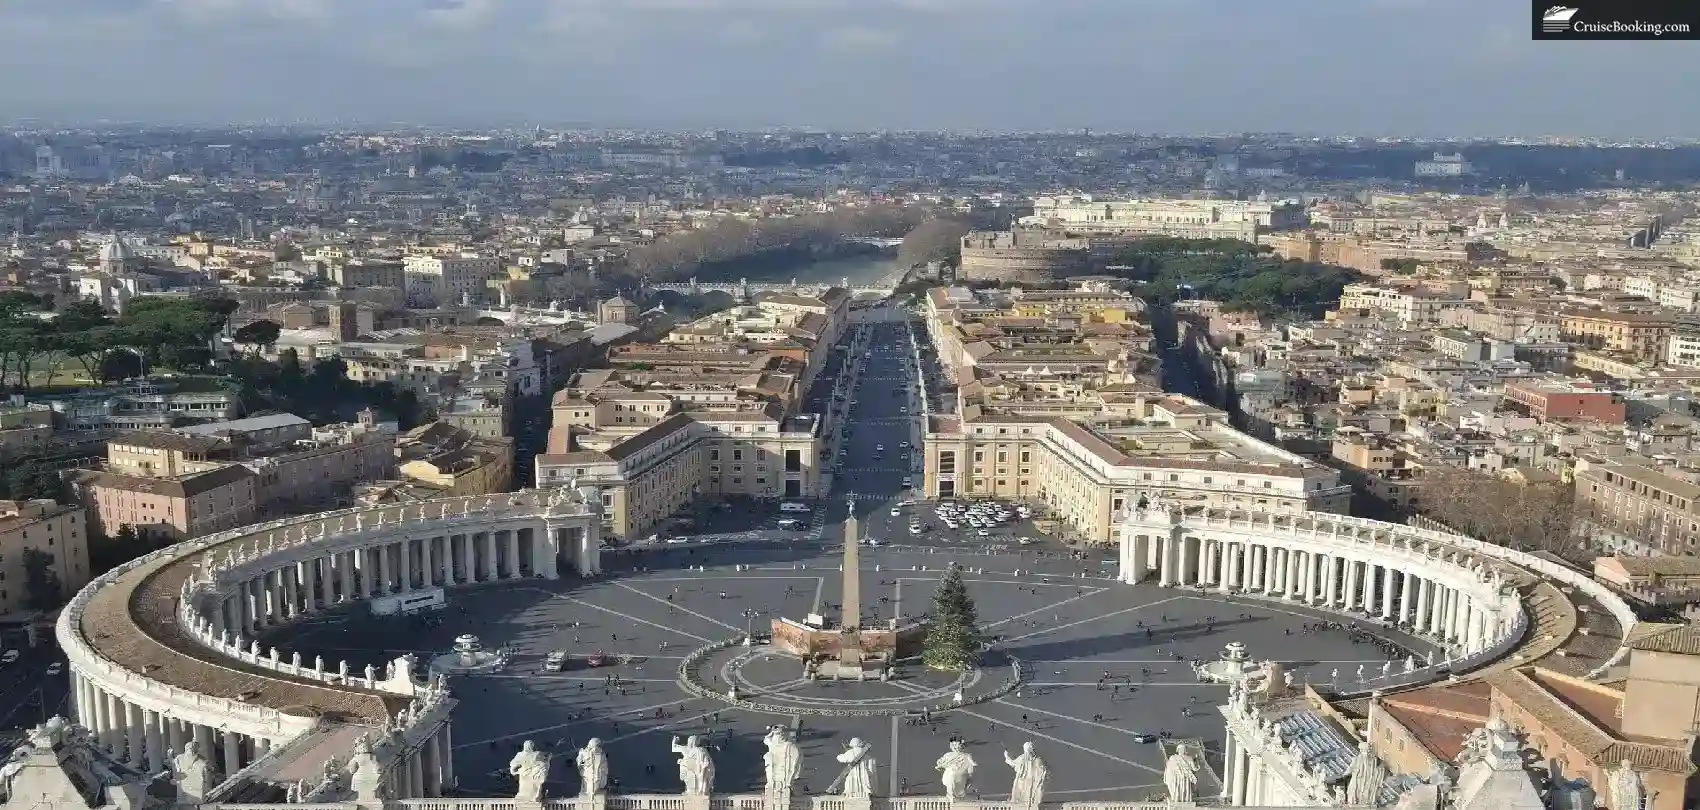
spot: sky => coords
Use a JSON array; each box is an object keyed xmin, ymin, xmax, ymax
[{"xmin": 0, "ymin": 0, "xmax": 1696, "ymax": 137}]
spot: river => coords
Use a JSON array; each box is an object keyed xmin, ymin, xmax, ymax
[{"xmin": 757, "ymin": 255, "xmax": 905, "ymax": 286}]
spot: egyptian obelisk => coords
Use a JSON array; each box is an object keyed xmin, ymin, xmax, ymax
[
  {"xmin": 841, "ymin": 497, "xmax": 861, "ymax": 631},
  {"xmin": 838, "ymin": 496, "xmax": 864, "ymax": 677}
]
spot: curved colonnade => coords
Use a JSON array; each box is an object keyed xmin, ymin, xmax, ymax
[
  {"xmin": 56, "ymin": 490, "xmax": 1636, "ymax": 808},
  {"xmin": 57, "ymin": 487, "xmax": 606, "ymax": 799},
  {"xmin": 1119, "ymin": 506, "xmax": 1637, "ymax": 694}
]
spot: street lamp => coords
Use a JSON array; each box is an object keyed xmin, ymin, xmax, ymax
[{"xmin": 743, "ymin": 608, "xmax": 765, "ymax": 643}]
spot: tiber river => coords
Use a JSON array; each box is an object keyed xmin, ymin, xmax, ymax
[{"xmin": 758, "ymin": 255, "xmax": 905, "ymax": 286}]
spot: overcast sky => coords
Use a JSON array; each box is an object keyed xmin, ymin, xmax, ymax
[{"xmin": 0, "ymin": 0, "xmax": 1694, "ymax": 136}]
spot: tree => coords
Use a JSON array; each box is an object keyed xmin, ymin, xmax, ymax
[
  {"xmin": 897, "ymin": 217, "xmax": 972, "ymax": 269},
  {"xmin": 21, "ymin": 548, "xmax": 63, "ymax": 611},
  {"xmin": 232, "ymin": 319, "xmax": 282, "ymax": 355},
  {"xmin": 922, "ymin": 565, "xmax": 984, "ymax": 671},
  {"xmin": 1411, "ymin": 467, "xmax": 1582, "ymax": 563}
]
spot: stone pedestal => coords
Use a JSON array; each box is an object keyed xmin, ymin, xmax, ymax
[
  {"xmin": 765, "ymin": 789, "xmax": 794, "ymax": 810},
  {"xmin": 683, "ymin": 795, "xmax": 712, "ymax": 810}
]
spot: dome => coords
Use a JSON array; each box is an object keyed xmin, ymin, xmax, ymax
[{"xmin": 99, "ymin": 235, "xmax": 135, "ymax": 266}]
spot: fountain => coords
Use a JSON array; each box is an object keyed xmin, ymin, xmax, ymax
[
  {"xmin": 1192, "ymin": 642, "xmax": 1266, "ymax": 686},
  {"xmin": 429, "ymin": 634, "xmax": 509, "ymax": 675}
]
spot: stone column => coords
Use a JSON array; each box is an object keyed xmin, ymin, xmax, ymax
[
  {"xmin": 340, "ymin": 551, "xmax": 356, "ymax": 602},
  {"xmin": 507, "ymin": 530, "xmax": 522, "ymax": 578},
  {"xmin": 1321, "ymin": 556, "xmax": 1336, "ymax": 606},
  {"xmin": 1220, "ymin": 732, "xmax": 1237, "ymax": 801},
  {"xmin": 194, "ymin": 724, "xmax": 214, "ymax": 765},
  {"xmin": 1400, "ymin": 572, "xmax": 1416, "ymax": 625},
  {"xmin": 143, "ymin": 709, "xmax": 164, "ymax": 772},
  {"xmin": 400, "ymin": 537, "xmax": 414, "ymax": 592},
  {"xmin": 484, "ymin": 532, "xmax": 499, "ymax": 580},
  {"xmin": 459, "ymin": 534, "xmax": 474, "ymax": 583},
  {"xmin": 167, "ymin": 717, "xmax": 189, "ymax": 757},
  {"xmin": 377, "ymin": 543, "xmax": 392, "ymax": 594},
  {"xmin": 1232, "ymin": 741, "xmax": 1250, "ymax": 805},
  {"xmin": 1381, "ymin": 567, "xmax": 1396, "ymax": 620},
  {"xmin": 222, "ymin": 730, "xmax": 241, "ymax": 777}
]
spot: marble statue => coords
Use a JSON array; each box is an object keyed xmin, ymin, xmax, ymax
[
  {"xmin": 576, "ymin": 739, "xmax": 608, "ymax": 798},
  {"xmin": 1609, "ymin": 759, "xmax": 1645, "ymax": 810},
  {"xmin": 670, "ymin": 735, "xmax": 714, "ymax": 796},
  {"xmin": 1004, "ymin": 743, "xmax": 1048, "ymax": 808},
  {"xmin": 509, "ymin": 740, "xmax": 551, "ymax": 802},
  {"xmin": 1405, "ymin": 656, "xmax": 1417, "ymax": 673},
  {"xmin": 171, "ymin": 745, "xmax": 214, "ymax": 804},
  {"xmin": 1345, "ymin": 742, "xmax": 1389, "ymax": 806},
  {"xmin": 763, "ymin": 727, "xmax": 802, "ymax": 798},
  {"xmin": 832, "ymin": 737, "xmax": 877, "ymax": 798},
  {"xmin": 1163, "ymin": 744, "xmax": 1199, "ymax": 803},
  {"xmin": 348, "ymin": 735, "xmax": 385, "ymax": 803},
  {"xmin": 1356, "ymin": 664, "xmax": 1366, "ymax": 681},
  {"xmin": 935, "ymin": 739, "xmax": 976, "ymax": 802},
  {"xmin": 1382, "ymin": 661, "xmax": 1392, "ymax": 677}
]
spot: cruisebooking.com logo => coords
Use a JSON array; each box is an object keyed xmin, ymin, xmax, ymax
[{"xmin": 1535, "ymin": 3, "xmax": 1699, "ymax": 39}]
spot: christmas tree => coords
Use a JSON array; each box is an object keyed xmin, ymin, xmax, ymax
[{"xmin": 922, "ymin": 565, "xmax": 985, "ymax": 671}]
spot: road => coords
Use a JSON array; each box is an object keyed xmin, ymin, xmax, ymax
[{"xmin": 0, "ymin": 645, "xmax": 71, "ymax": 743}]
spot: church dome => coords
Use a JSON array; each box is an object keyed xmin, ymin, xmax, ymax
[{"xmin": 100, "ymin": 235, "xmax": 135, "ymax": 266}]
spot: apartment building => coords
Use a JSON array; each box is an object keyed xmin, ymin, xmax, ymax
[
  {"xmin": 536, "ymin": 405, "xmax": 822, "ymax": 542},
  {"xmin": 1573, "ymin": 460, "xmax": 1700, "ymax": 556},
  {"xmin": 396, "ymin": 421, "xmax": 513, "ymax": 497},
  {"xmin": 1338, "ymin": 283, "xmax": 1472, "ymax": 327},
  {"xmin": 403, "ymin": 253, "xmax": 502, "ymax": 306},
  {"xmin": 663, "ymin": 292, "xmax": 845, "ymax": 391},
  {"xmin": 1501, "ymin": 380, "xmax": 1626, "ymax": 424},
  {"xmin": 1559, "ymin": 310, "xmax": 1675, "ymax": 363},
  {"xmin": 68, "ymin": 464, "xmax": 258, "ymax": 541},
  {"xmin": 924, "ymin": 286, "xmax": 1157, "ymax": 385},
  {"xmin": 38, "ymin": 377, "xmax": 240, "ymax": 432},
  {"xmin": 331, "ymin": 260, "xmax": 405, "ymax": 290},
  {"xmin": 0, "ymin": 401, "xmax": 55, "ymax": 456},
  {"xmin": 0, "ymin": 499, "xmax": 90, "ymax": 615}
]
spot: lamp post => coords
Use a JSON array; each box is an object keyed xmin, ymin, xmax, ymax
[{"xmin": 743, "ymin": 608, "xmax": 765, "ymax": 644}]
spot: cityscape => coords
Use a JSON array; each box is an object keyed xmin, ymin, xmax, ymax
[{"xmin": 4, "ymin": 7, "xmax": 1700, "ymax": 810}]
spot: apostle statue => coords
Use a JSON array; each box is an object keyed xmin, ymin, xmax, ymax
[
  {"xmin": 1164, "ymin": 744, "xmax": 1200, "ymax": 803},
  {"xmin": 1004, "ymin": 743, "xmax": 1049, "ymax": 808},
  {"xmin": 671, "ymin": 735, "xmax": 715, "ymax": 796},
  {"xmin": 763, "ymin": 726, "xmax": 803, "ymax": 798},
  {"xmin": 171, "ymin": 745, "xmax": 214, "ymax": 805},
  {"xmin": 935, "ymin": 739, "xmax": 976, "ymax": 802},
  {"xmin": 576, "ymin": 738, "xmax": 609, "ymax": 798},
  {"xmin": 348, "ymin": 735, "xmax": 385, "ymax": 803},
  {"xmin": 831, "ymin": 737, "xmax": 877, "ymax": 798},
  {"xmin": 1610, "ymin": 759, "xmax": 1646, "ymax": 810},
  {"xmin": 509, "ymin": 740, "xmax": 551, "ymax": 803}
]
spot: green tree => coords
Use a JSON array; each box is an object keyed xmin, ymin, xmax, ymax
[
  {"xmin": 922, "ymin": 565, "xmax": 984, "ymax": 671},
  {"xmin": 21, "ymin": 548, "xmax": 63, "ymax": 610},
  {"xmin": 0, "ymin": 460, "xmax": 62, "ymax": 501},
  {"xmin": 232, "ymin": 319, "xmax": 282, "ymax": 355}
]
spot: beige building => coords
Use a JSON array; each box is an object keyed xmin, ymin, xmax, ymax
[
  {"xmin": 0, "ymin": 401, "xmax": 56, "ymax": 456},
  {"xmin": 68, "ymin": 464, "xmax": 258, "ymax": 541},
  {"xmin": 1022, "ymin": 195, "xmax": 1306, "ymax": 241},
  {"xmin": 1560, "ymin": 310, "xmax": 1675, "ymax": 363},
  {"xmin": 0, "ymin": 499, "xmax": 90, "ymax": 614},
  {"xmin": 1337, "ymin": 283, "xmax": 1472, "ymax": 328},
  {"xmin": 536, "ymin": 405, "xmax": 822, "ymax": 542},
  {"xmin": 396, "ymin": 421, "xmax": 513, "ymax": 497},
  {"xmin": 923, "ymin": 401, "xmax": 1347, "ymax": 543}
]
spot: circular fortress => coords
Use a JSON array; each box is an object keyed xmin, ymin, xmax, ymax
[
  {"xmin": 958, "ymin": 229, "xmax": 1091, "ymax": 284},
  {"xmin": 55, "ymin": 489, "xmax": 1634, "ymax": 807}
]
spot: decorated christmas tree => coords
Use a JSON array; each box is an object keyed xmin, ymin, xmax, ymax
[{"xmin": 922, "ymin": 565, "xmax": 985, "ymax": 670}]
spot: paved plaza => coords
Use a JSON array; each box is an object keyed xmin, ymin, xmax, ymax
[{"xmin": 266, "ymin": 538, "xmax": 1430, "ymax": 802}]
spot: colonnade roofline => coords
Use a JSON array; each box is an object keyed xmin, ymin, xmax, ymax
[
  {"xmin": 1118, "ymin": 504, "xmax": 1638, "ymax": 682},
  {"xmin": 57, "ymin": 487, "xmax": 603, "ymax": 741}
]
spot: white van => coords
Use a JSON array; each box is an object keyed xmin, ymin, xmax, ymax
[
  {"xmin": 779, "ymin": 502, "xmax": 811, "ymax": 513},
  {"xmin": 777, "ymin": 518, "xmax": 804, "ymax": 530}
]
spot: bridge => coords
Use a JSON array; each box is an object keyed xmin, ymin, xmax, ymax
[
  {"xmin": 845, "ymin": 236, "xmax": 904, "ymax": 248},
  {"xmin": 644, "ymin": 275, "xmax": 895, "ymax": 299}
]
